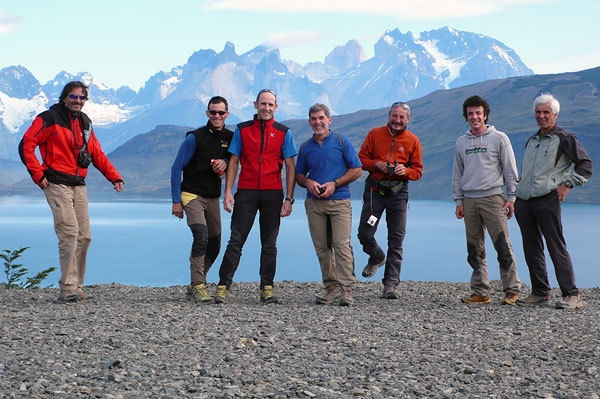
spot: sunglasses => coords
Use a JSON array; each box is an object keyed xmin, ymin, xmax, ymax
[
  {"xmin": 68, "ymin": 94, "xmax": 87, "ymax": 100},
  {"xmin": 208, "ymin": 110, "xmax": 227, "ymax": 116},
  {"xmin": 392, "ymin": 101, "xmax": 410, "ymax": 110}
]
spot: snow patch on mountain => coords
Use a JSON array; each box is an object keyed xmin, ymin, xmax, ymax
[{"xmin": 0, "ymin": 92, "xmax": 47, "ymax": 134}]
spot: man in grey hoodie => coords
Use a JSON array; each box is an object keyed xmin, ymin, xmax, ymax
[{"xmin": 452, "ymin": 95, "xmax": 521, "ymax": 305}]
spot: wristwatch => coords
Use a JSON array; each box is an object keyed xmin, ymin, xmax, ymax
[
  {"xmin": 564, "ymin": 181, "xmax": 574, "ymax": 189},
  {"xmin": 285, "ymin": 197, "xmax": 295, "ymax": 205}
]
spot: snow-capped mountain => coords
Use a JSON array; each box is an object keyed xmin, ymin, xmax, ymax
[{"xmin": 0, "ymin": 26, "xmax": 532, "ymax": 159}]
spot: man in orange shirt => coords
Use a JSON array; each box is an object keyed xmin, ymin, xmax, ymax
[{"xmin": 357, "ymin": 102, "xmax": 423, "ymax": 299}]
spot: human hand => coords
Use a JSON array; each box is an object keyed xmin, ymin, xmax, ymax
[{"xmin": 172, "ymin": 203, "xmax": 184, "ymax": 219}]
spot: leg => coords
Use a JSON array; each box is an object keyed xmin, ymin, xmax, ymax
[
  {"xmin": 44, "ymin": 183, "xmax": 79, "ymax": 295},
  {"xmin": 328, "ymin": 200, "xmax": 357, "ymax": 288},
  {"xmin": 73, "ymin": 185, "xmax": 91, "ymax": 291},
  {"xmin": 204, "ymin": 197, "xmax": 222, "ymax": 276},
  {"xmin": 184, "ymin": 196, "xmax": 210, "ymax": 285},
  {"xmin": 257, "ymin": 190, "xmax": 284, "ymax": 288},
  {"xmin": 515, "ymin": 197, "xmax": 551, "ymax": 297},
  {"xmin": 477, "ymin": 194, "xmax": 520, "ymax": 294},
  {"xmin": 218, "ymin": 190, "xmax": 258, "ymax": 287},
  {"xmin": 463, "ymin": 197, "xmax": 491, "ymax": 296},
  {"xmin": 536, "ymin": 191, "xmax": 578, "ymax": 297},
  {"xmin": 382, "ymin": 192, "xmax": 408, "ymax": 287},
  {"xmin": 357, "ymin": 190, "xmax": 386, "ymax": 264},
  {"xmin": 305, "ymin": 199, "xmax": 337, "ymax": 288}
]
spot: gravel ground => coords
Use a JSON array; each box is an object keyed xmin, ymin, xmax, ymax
[{"xmin": 1, "ymin": 281, "xmax": 599, "ymax": 398}]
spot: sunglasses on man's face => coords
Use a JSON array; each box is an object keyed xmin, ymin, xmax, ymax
[
  {"xmin": 68, "ymin": 94, "xmax": 87, "ymax": 100},
  {"xmin": 208, "ymin": 110, "xmax": 227, "ymax": 116}
]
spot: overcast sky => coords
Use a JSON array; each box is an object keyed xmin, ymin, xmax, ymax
[{"xmin": 1, "ymin": 0, "xmax": 598, "ymax": 90}]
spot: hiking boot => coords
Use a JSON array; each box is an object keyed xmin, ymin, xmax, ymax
[
  {"xmin": 190, "ymin": 283, "xmax": 212, "ymax": 303},
  {"xmin": 315, "ymin": 285, "xmax": 342, "ymax": 305},
  {"xmin": 361, "ymin": 256, "xmax": 386, "ymax": 278},
  {"xmin": 260, "ymin": 285, "xmax": 279, "ymax": 304},
  {"xmin": 516, "ymin": 294, "xmax": 549, "ymax": 307},
  {"xmin": 214, "ymin": 285, "xmax": 229, "ymax": 304},
  {"xmin": 57, "ymin": 291, "xmax": 79, "ymax": 303},
  {"xmin": 501, "ymin": 292, "xmax": 519, "ymax": 306},
  {"xmin": 461, "ymin": 293, "xmax": 492, "ymax": 304},
  {"xmin": 381, "ymin": 285, "xmax": 399, "ymax": 299},
  {"xmin": 555, "ymin": 294, "xmax": 583, "ymax": 309},
  {"xmin": 338, "ymin": 286, "xmax": 354, "ymax": 306}
]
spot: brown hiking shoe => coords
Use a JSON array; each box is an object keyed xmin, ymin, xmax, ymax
[
  {"xmin": 501, "ymin": 292, "xmax": 519, "ymax": 306},
  {"xmin": 461, "ymin": 293, "xmax": 492, "ymax": 304},
  {"xmin": 361, "ymin": 256, "xmax": 386, "ymax": 278},
  {"xmin": 338, "ymin": 286, "xmax": 354, "ymax": 306},
  {"xmin": 315, "ymin": 285, "xmax": 342, "ymax": 305},
  {"xmin": 381, "ymin": 285, "xmax": 399, "ymax": 299},
  {"xmin": 516, "ymin": 294, "xmax": 549, "ymax": 307},
  {"xmin": 555, "ymin": 294, "xmax": 583, "ymax": 309}
]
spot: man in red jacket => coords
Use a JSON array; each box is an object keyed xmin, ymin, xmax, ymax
[
  {"xmin": 20, "ymin": 81, "xmax": 124, "ymax": 302},
  {"xmin": 214, "ymin": 89, "xmax": 297, "ymax": 304},
  {"xmin": 357, "ymin": 101, "xmax": 423, "ymax": 299}
]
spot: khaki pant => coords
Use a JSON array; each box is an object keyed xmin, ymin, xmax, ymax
[
  {"xmin": 44, "ymin": 183, "xmax": 91, "ymax": 295},
  {"xmin": 305, "ymin": 199, "xmax": 357, "ymax": 288},
  {"xmin": 463, "ymin": 194, "xmax": 521, "ymax": 296}
]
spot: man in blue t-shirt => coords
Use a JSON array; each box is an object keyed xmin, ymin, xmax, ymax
[{"xmin": 296, "ymin": 103, "xmax": 363, "ymax": 306}]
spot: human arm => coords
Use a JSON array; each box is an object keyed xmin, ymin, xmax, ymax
[
  {"xmin": 281, "ymin": 156, "xmax": 296, "ymax": 217},
  {"xmin": 223, "ymin": 154, "xmax": 239, "ymax": 213}
]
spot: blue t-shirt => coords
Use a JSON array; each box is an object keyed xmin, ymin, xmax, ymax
[{"xmin": 296, "ymin": 132, "xmax": 362, "ymax": 200}]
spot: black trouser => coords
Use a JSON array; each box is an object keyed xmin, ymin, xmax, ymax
[
  {"xmin": 218, "ymin": 189, "xmax": 283, "ymax": 289},
  {"xmin": 514, "ymin": 190, "xmax": 578, "ymax": 297}
]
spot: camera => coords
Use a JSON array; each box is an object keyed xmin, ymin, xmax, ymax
[
  {"xmin": 78, "ymin": 151, "xmax": 93, "ymax": 168},
  {"xmin": 318, "ymin": 186, "xmax": 326, "ymax": 194},
  {"xmin": 367, "ymin": 215, "xmax": 378, "ymax": 226}
]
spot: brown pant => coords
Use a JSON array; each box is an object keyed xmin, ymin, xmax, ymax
[
  {"xmin": 44, "ymin": 183, "xmax": 91, "ymax": 295},
  {"xmin": 183, "ymin": 193, "xmax": 222, "ymax": 285}
]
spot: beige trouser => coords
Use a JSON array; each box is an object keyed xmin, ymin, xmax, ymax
[
  {"xmin": 304, "ymin": 199, "xmax": 357, "ymax": 288},
  {"xmin": 44, "ymin": 183, "xmax": 91, "ymax": 295},
  {"xmin": 463, "ymin": 194, "xmax": 521, "ymax": 296}
]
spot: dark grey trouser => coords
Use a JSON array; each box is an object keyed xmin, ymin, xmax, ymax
[
  {"xmin": 515, "ymin": 190, "xmax": 578, "ymax": 297},
  {"xmin": 357, "ymin": 188, "xmax": 408, "ymax": 287}
]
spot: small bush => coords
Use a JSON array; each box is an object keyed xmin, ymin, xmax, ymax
[{"xmin": 1, "ymin": 247, "xmax": 57, "ymax": 289}]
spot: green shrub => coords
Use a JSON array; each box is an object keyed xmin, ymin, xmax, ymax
[{"xmin": 1, "ymin": 247, "xmax": 57, "ymax": 289}]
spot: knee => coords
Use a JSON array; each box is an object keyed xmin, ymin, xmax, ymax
[{"xmin": 190, "ymin": 224, "xmax": 208, "ymax": 256}]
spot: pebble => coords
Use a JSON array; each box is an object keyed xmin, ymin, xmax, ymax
[{"xmin": 1, "ymin": 281, "xmax": 599, "ymax": 397}]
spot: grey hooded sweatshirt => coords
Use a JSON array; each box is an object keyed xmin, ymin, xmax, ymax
[{"xmin": 452, "ymin": 125, "xmax": 518, "ymax": 205}]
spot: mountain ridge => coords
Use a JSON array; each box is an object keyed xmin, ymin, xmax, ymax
[
  {"xmin": 5, "ymin": 67, "xmax": 599, "ymax": 204},
  {"xmin": 0, "ymin": 26, "xmax": 532, "ymax": 159}
]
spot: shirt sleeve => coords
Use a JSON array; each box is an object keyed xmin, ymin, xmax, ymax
[
  {"xmin": 170, "ymin": 134, "xmax": 196, "ymax": 203},
  {"xmin": 282, "ymin": 129, "xmax": 298, "ymax": 159}
]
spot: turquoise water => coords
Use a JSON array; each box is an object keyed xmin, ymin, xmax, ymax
[{"xmin": 1, "ymin": 197, "xmax": 598, "ymax": 288}]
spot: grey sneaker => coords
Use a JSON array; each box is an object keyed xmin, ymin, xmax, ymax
[
  {"xmin": 361, "ymin": 256, "xmax": 386, "ymax": 278},
  {"xmin": 315, "ymin": 285, "xmax": 342, "ymax": 305},
  {"xmin": 57, "ymin": 290, "xmax": 80, "ymax": 303},
  {"xmin": 381, "ymin": 285, "xmax": 399, "ymax": 299},
  {"xmin": 338, "ymin": 286, "xmax": 354, "ymax": 306},
  {"xmin": 516, "ymin": 294, "xmax": 549, "ymax": 307},
  {"xmin": 214, "ymin": 285, "xmax": 229, "ymax": 304},
  {"xmin": 555, "ymin": 294, "xmax": 583, "ymax": 309}
]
